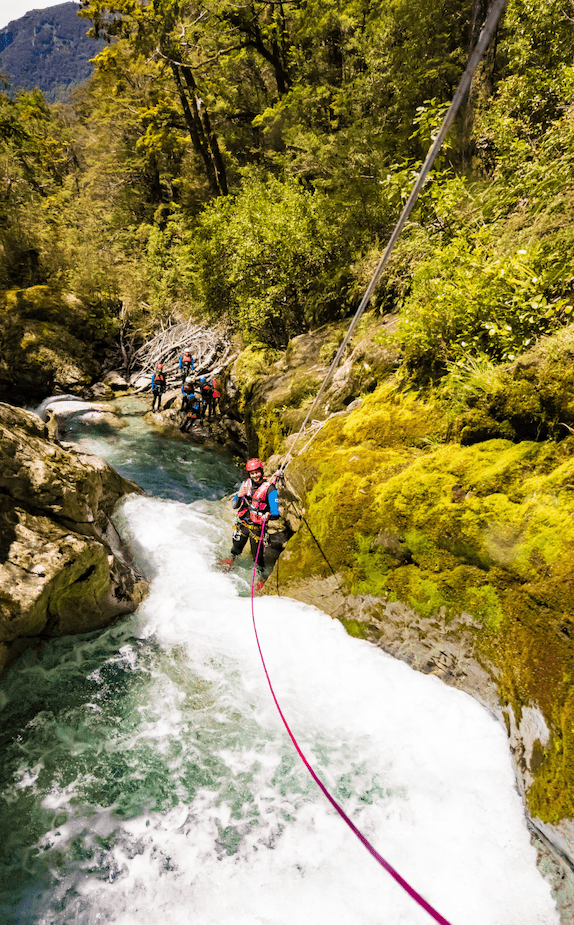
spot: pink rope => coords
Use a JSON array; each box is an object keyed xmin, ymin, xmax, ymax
[{"xmin": 250, "ymin": 524, "xmax": 453, "ymax": 925}]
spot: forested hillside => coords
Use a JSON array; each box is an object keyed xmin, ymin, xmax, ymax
[
  {"xmin": 1, "ymin": 0, "xmax": 572, "ymax": 366},
  {"xmin": 0, "ymin": 3, "xmax": 104, "ymax": 101}
]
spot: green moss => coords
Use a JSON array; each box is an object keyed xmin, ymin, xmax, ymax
[
  {"xmin": 352, "ymin": 535, "xmax": 394, "ymax": 597},
  {"xmin": 243, "ymin": 366, "xmax": 574, "ymax": 827},
  {"xmin": 234, "ymin": 345, "xmax": 281, "ymax": 402},
  {"xmin": 445, "ymin": 325, "xmax": 574, "ymax": 443},
  {"xmin": 463, "ymin": 585, "xmax": 503, "ymax": 631},
  {"xmin": 338, "ymin": 617, "xmax": 369, "ymax": 639},
  {"xmin": 287, "ymin": 374, "xmax": 322, "ymax": 407},
  {"xmin": 527, "ymin": 690, "xmax": 574, "ymax": 822},
  {"xmin": 250, "ymin": 406, "xmax": 291, "ymax": 459},
  {"xmin": 403, "ymin": 572, "xmax": 448, "ymax": 619}
]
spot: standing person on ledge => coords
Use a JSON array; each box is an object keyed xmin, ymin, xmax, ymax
[
  {"xmin": 199, "ymin": 376, "xmax": 213, "ymax": 421},
  {"xmin": 151, "ymin": 363, "xmax": 166, "ymax": 411},
  {"xmin": 211, "ymin": 376, "xmax": 221, "ymax": 417},
  {"xmin": 220, "ymin": 458, "xmax": 279, "ymax": 584},
  {"xmin": 179, "ymin": 348, "xmax": 194, "ymax": 381}
]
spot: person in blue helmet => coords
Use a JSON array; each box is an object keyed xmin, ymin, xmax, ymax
[{"xmin": 221, "ymin": 458, "xmax": 280, "ymax": 578}]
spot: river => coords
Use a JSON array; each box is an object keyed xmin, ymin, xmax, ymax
[{"xmin": 0, "ymin": 396, "xmax": 560, "ymax": 924}]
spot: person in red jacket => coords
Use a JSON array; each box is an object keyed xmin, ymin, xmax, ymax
[
  {"xmin": 151, "ymin": 364, "xmax": 166, "ymax": 411},
  {"xmin": 221, "ymin": 458, "xmax": 280, "ymax": 576}
]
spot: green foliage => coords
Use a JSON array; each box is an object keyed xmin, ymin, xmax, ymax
[
  {"xmin": 433, "ymin": 325, "xmax": 574, "ymax": 444},
  {"xmin": 190, "ymin": 175, "xmax": 347, "ymax": 345},
  {"xmin": 398, "ymin": 233, "xmax": 572, "ymax": 379}
]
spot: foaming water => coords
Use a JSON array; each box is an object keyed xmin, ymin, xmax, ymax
[{"xmin": 0, "ymin": 412, "xmax": 560, "ymax": 925}]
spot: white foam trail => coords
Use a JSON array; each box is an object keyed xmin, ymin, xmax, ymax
[{"xmin": 34, "ymin": 494, "xmax": 558, "ymax": 925}]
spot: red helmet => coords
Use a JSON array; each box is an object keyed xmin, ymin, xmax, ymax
[
  {"xmin": 246, "ymin": 458, "xmax": 263, "ymax": 472},
  {"xmin": 156, "ymin": 363, "xmax": 163, "ymax": 370}
]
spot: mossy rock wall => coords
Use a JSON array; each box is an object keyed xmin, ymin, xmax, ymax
[
  {"xmin": 227, "ymin": 318, "xmax": 574, "ymax": 882},
  {"xmin": 273, "ymin": 387, "xmax": 574, "ymax": 841},
  {"xmin": 229, "ymin": 314, "xmax": 400, "ymax": 458},
  {"xmin": 0, "ymin": 286, "xmax": 118, "ymax": 404}
]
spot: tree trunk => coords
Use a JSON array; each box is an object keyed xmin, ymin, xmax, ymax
[
  {"xmin": 170, "ymin": 62, "xmax": 224, "ymax": 197},
  {"xmin": 181, "ymin": 65, "xmax": 228, "ymax": 196}
]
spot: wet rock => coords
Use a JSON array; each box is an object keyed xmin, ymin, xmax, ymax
[
  {"xmin": 0, "ymin": 403, "xmax": 148, "ymax": 674},
  {"xmin": 88, "ymin": 381, "xmax": 116, "ymax": 401},
  {"xmin": 130, "ymin": 375, "xmax": 149, "ymax": 390},
  {"xmin": 35, "ymin": 393, "xmax": 81, "ymax": 422},
  {"xmin": 103, "ymin": 370, "xmax": 129, "ymax": 391},
  {"xmin": 42, "ymin": 398, "xmax": 126, "ymax": 440},
  {"xmin": 0, "ymin": 287, "xmax": 110, "ymax": 404}
]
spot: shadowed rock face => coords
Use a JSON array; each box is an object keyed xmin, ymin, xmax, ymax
[
  {"xmin": 0, "ymin": 403, "xmax": 148, "ymax": 674},
  {"xmin": 0, "ymin": 287, "xmax": 111, "ymax": 404}
]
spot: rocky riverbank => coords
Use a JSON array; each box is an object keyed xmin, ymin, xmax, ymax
[{"xmin": 0, "ymin": 403, "xmax": 148, "ymax": 675}]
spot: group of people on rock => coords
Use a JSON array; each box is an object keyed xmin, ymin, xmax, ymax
[
  {"xmin": 180, "ymin": 373, "xmax": 221, "ymax": 432},
  {"xmin": 149, "ymin": 354, "xmax": 283, "ymax": 585},
  {"xmin": 151, "ymin": 364, "xmax": 283, "ymax": 583},
  {"xmin": 150, "ymin": 358, "xmax": 283, "ymax": 582},
  {"xmin": 149, "ymin": 349, "xmax": 221, "ymax": 429}
]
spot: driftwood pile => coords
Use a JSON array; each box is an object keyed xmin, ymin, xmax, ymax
[{"xmin": 128, "ymin": 321, "xmax": 235, "ymax": 390}]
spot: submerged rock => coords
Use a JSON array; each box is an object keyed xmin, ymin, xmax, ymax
[{"xmin": 0, "ymin": 403, "xmax": 148, "ymax": 675}]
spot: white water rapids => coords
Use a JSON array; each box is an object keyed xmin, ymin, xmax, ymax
[{"xmin": 0, "ymin": 405, "xmax": 560, "ymax": 924}]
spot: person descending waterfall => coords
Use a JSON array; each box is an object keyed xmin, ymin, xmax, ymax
[
  {"xmin": 151, "ymin": 363, "xmax": 167, "ymax": 411},
  {"xmin": 221, "ymin": 458, "xmax": 279, "ymax": 585},
  {"xmin": 179, "ymin": 348, "xmax": 194, "ymax": 381}
]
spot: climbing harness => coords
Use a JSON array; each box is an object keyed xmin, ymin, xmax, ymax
[{"xmin": 249, "ymin": 525, "xmax": 452, "ymax": 925}]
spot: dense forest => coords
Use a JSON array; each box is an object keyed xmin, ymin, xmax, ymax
[{"xmin": 1, "ymin": 0, "xmax": 572, "ymax": 379}]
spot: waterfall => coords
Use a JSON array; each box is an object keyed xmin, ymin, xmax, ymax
[{"xmin": 0, "ymin": 398, "xmax": 559, "ymax": 925}]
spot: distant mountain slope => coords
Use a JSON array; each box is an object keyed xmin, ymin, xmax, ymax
[{"xmin": 0, "ymin": 2, "xmax": 105, "ymax": 101}]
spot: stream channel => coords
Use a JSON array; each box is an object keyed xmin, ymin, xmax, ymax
[{"xmin": 0, "ymin": 395, "xmax": 561, "ymax": 924}]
